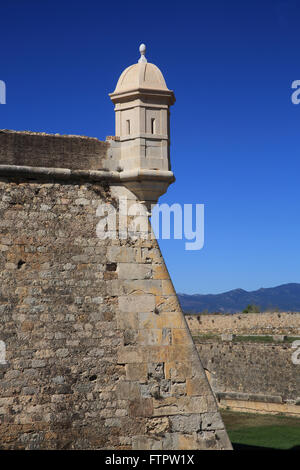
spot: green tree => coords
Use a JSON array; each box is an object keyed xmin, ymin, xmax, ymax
[{"xmin": 242, "ymin": 304, "xmax": 260, "ymax": 313}]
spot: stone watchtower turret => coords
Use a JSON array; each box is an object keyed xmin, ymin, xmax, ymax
[
  {"xmin": 0, "ymin": 44, "xmax": 232, "ymax": 450},
  {"xmin": 107, "ymin": 44, "xmax": 175, "ymax": 207}
]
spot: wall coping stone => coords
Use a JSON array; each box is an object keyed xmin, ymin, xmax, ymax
[
  {"xmin": 0, "ymin": 164, "xmax": 175, "ymax": 186},
  {"xmin": 217, "ymin": 391, "xmax": 283, "ymax": 404}
]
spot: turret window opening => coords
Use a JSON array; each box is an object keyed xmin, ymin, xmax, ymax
[
  {"xmin": 151, "ymin": 118, "xmax": 156, "ymax": 134},
  {"xmin": 126, "ymin": 119, "xmax": 131, "ymax": 135}
]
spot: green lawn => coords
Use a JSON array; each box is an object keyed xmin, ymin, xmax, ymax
[{"xmin": 221, "ymin": 410, "xmax": 300, "ymax": 450}]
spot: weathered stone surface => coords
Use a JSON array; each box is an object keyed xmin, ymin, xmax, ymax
[
  {"xmin": 186, "ymin": 377, "xmax": 212, "ymax": 397},
  {"xmin": 132, "ymin": 435, "xmax": 162, "ymax": 450},
  {"xmin": 145, "ymin": 417, "xmax": 170, "ymax": 434},
  {"xmin": 118, "ymin": 263, "xmax": 152, "ymax": 280},
  {"xmin": 118, "ymin": 294, "xmax": 155, "ymax": 313},
  {"xmin": 0, "ymin": 175, "xmax": 231, "ymax": 450},
  {"xmin": 186, "ymin": 312, "xmax": 300, "ymax": 336},
  {"xmin": 196, "ymin": 341, "xmax": 300, "ymax": 405},
  {"xmin": 125, "ymin": 363, "xmax": 148, "ymax": 382},
  {"xmin": 187, "ymin": 313, "xmax": 300, "ymax": 413},
  {"xmin": 116, "ymin": 381, "xmax": 141, "ymax": 400},
  {"xmin": 170, "ymin": 414, "xmax": 201, "ymax": 433},
  {"xmin": 0, "ymin": 130, "xmax": 109, "ymax": 170},
  {"xmin": 201, "ymin": 412, "xmax": 224, "ymax": 431},
  {"xmin": 128, "ymin": 398, "xmax": 153, "ymax": 417}
]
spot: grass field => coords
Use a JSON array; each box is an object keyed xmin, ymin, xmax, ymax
[{"xmin": 221, "ymin": 410, "xmax": 300, "ymax": 450}]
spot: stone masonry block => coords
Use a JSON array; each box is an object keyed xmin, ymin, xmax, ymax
[
  {"xmin": 122, "ymin": 280, "xmax": 162, "ymax": 296},
  {"xmin": 178, "ymin": 433, "xmax": 202, "ymax": 450},
  {"xmin": 116, "ymin": 312, "xmax": 139, "ymax": 329},
  {"xmin": 162, "ymin": 328, "xmax": 172, "ymax": 345},
  {"xmin": 170, "ymin": 414, "xmax": 201, "ymax": 433},
  {"xmin": 157, "ymin": 396, "xmax": 209, "ymax": 416},
  {"xmin": 106, "ymin": 280, "xmax": 124, "ymax": 296},
  {"xmin": 167, "ymin": 344, "xmax": 196, "ymax": 362},
  {"xmin": 118, "ymin": 295, "xmax": 155, "ymax": 313},
  {"xmin": 128, "ymin": 398, "xmax": 153, "ymax": 418},
  {"xmin": 138, "ymin": 312, "xmax": 158, "ymax": 329},
  {"xmin": 123, "ymin": 329, "xmax": 138, "ymax": 346},
  {"xmin": 156, "ymin": 312, "xmax": 185, "ymax": 329},
  {"xmin": 215, "ymin": 430, "xmax": 233, "ymax": 450},
  {"xmin": 171, "ymin": 382, "xmax": 186, "ymax": 396},
  {"xmin": 165, "ymin": 361, "xmax": 193, "ymax": 381},
  {"xmin": 161, "ymin": 280, "xmax": 176, "ymax": 296},
  {"xmin": 132, "ymin": 435, "xmax": 162, "ymax": 450},
  {"xmin": 148, "ymin": 362, "xmax": 165, "ymax": 380},
  {"xmin": 107, "ymin": 246, "xmax": 138, "ymax": 263},
  {"xmin": 145, "ymin": 417, "xmax": 170, "ymax": 435},
  {"xmin": 144, "ymin": 345, "xmax": 169, "ymax": 363},
  {"xmin": 117, "ymin": 347, "xmax": 145, "ymax": 364},
  {"xmin": 118, "ymin": 263, "xmax": 152, "ymax": 280},
  {"xmin": 201, "ymin": 412, "xmax": 224, "ymax": 431},
  {"xmin": 172, "ymin": 328, "xmax": 193, "ymax": 345},
  {"xmin": 115, "ymin": 381, "xmax": 141, "ymax": 400},
  {"xmin": 137, "ymin": 329, "xmax": 163, "ymax": 346},
  {"xmin": 125, "ymin": 363, "xmax": 148, "ymax": 382},
  {"xmin": 152, "ymin": 397, "xmax": 210, "ymax": 417},
  {"xmin": 155, "ymin": 295, "xmax": 180, "ymax": 313},
  {"xmin": 186, "ymin": 377, "xmax": 212, "ymax": 397},
  {"xmin": 152, "ymin": 264, "xmax": 170, "ymax": 280}
]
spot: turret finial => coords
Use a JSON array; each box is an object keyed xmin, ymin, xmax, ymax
[{"xmin": 138, "ymin": 43, "xmax": 147, "ymax": 63}]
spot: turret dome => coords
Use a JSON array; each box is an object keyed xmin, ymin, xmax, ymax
[
  {"xmin": 110, "ymin": 44, "xmax": 175, "ymax": 104},
  {"xmin": 113, "ymin": 62, "xmax": 169, "ymax": 93}
]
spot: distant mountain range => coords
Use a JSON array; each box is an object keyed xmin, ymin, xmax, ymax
[{"xmin": 178, "ymin": 283, "xmax": 300, "ymax": 314}]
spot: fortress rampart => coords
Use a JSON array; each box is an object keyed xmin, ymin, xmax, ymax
[
  {"xmin": 0, "ymin": 130, "xmax": 231, "ymax": 450},
  {"xmin": 186, "ymin": 312, "xmax": 300, "ymax": 336},
  {"xmin": 186, "ymin": 314, "xmax": 300, "ymax": 416},
  {"xmin": 0, "ymin": 130, "xmax": 109, "ymax": 171},
  {"xmin": 0, "ymin": 45, "xmax": 232, "ymax": 450}
]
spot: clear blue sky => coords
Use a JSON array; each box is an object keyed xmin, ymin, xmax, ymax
[{"xmin": 1, "ymin": 0, "xmax": 300, "ymax": 294}]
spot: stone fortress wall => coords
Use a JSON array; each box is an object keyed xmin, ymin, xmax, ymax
[
  {"xmin": 186, "ymin": 312, "xmax": 300, "ymax": 336},
  {"xmin": 186, "ymin": 314, "xmax": 300, "ymax": 416},
  {"xmin": 0, "ymin": 130, "xmax": 232, "ymax": 450},
  {"xmin": 0, "ymin": 130, "xmax": 109, "ymax": 171},
  {"xmin": 0, "ymin": 44, "xmax": 234, "ymax": 450}
]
